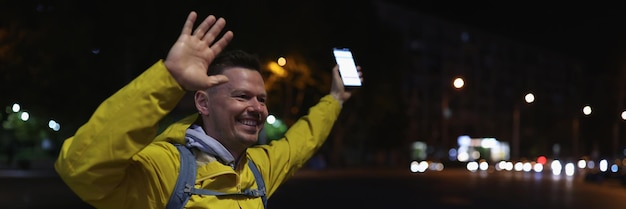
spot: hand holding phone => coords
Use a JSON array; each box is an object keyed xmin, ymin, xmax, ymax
[{"xmin": 333, "ymin": 48, "xmax": 362, "ymax": 88}]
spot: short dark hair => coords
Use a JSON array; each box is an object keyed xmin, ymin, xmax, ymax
[{"xmin": 207, "ymin": 50, "xmax": 262, "ymax": 76}]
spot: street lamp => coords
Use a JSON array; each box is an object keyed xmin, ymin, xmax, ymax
[
  {"xmin": 616, "ymin": 110, "xmax": 626, "ymax": 158},
  {"xmin": 277, "ymin": 57, "xmax": 286, "ymax": 66},
  {"xmin": 512, "ymin": 92, "xmax": 535, "ymax": 160},
  {"xmin": 620, "ymin": 110, "xmax": 626, "ymax": 157},
  {"xmin": 524, "ymin": 93, "xmax": 535, "ymax": 104},
  {"xmin": 573, "ymin": 105, "xmax": 592, "ymax": 158},
  {"xmin": 582, "ymin": 105, "xmax": 592, "ymax": 115},
  {"xmin": 453, "ymin": 77, "xmax": 464, "ymax": 89},
  {"xmin": 441, "ymin": 76, "xmax": 464, "ymax": 151}
]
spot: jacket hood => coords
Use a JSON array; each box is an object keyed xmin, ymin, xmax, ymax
[{"xmin": 155, "ymin": 114, "xmax": 198, "ymax": 144}]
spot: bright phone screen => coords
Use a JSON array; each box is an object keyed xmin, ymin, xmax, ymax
[{"xmin": 333, "ymin": 48, "xmax": 362, "ymax": 87}]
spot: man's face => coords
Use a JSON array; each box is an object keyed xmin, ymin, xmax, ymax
[{"xmin": 204, "ymin": 67, "xmax": 268, "ymax": 151}]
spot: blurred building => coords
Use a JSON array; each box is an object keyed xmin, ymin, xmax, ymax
[{"xmin": 373, "ymin": 1, "xmax": 587, "ymax": 161}]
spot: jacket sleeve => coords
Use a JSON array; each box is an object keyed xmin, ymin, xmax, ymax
[
  {"xmin": 54, "ymin": 60, "xmax": 186, "ymax": 202},
  {"xmin": 249, "ymin": 95, "xmax": 342, "ymax": 196}
]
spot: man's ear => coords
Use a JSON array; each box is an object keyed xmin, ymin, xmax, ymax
[{"xmin": 194, "ymin": 90, "xmax": 210, "ymax": 115}]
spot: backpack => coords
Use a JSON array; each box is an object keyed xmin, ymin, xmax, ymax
[{"xmin": 166, "ymin": 144, "xmax": 267, "ymax": 209}]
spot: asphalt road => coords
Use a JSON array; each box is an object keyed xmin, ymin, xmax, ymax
[
  {"xmin": 1, "ymin": 167, "xmax": 625, "ymax": 209},
  {"xmin": 270, "ymin": 168, "xmax": 626, "ymax": 209}
]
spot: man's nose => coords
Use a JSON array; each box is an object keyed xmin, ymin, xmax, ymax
[{"xmin": 247, "ymin": 99, "xmax": 265, "ymax": 113}]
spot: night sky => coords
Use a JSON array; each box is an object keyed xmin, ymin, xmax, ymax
[
  {"xmin": 2, "ymin": 0, "xmax": 626, "ymax": 156},
  {"xmin": 402, "ymin": 1, "xmax": 626, "ymax": 68}
]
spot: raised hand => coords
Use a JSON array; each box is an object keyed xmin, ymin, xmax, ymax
[
  {"xmin": 164, "ymin": 11, "xmax": 234, "ymax": 91},
  {"xmin": 331, "ymin": 65, "xmax": 363, "ymax": 105}
]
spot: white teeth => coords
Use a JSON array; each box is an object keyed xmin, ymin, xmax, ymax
[{"xmin": 240, "ymin": 120, "xmax": 257, "ymax": 126}]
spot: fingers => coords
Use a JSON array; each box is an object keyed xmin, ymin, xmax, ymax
[
  {"xmin": 207, "ymin": 75, "xmax": 229, "ymax": 86},
  {"xmin": 193, "ymin": 15, "xmax": 217, "ymax": 39},
  {"xmin": 332, "ymin": 65, "xmax": 342, "ymax": 83},
  {"xmin": 356, "ymin": 66, "xmax": 364, "ymax": 83},
  {"xmin": 210, "ymin": 31, "xmax": 234, "ymax": 54},
  {"xmin": 202, "ymin": 17, "xmax": 233, "ymax": 54},
  {"xmin": 331, "ymin": 65, "xmax": 344, "ymax": 90},
  {"xmin": 187, "ymin": 13, "xmax": 232, "ymax": 52},
  {"xmin": 182, "ymin": 11, "xmax": 228, "ymax": 41},
  {"xmin": 181, "ymin": 11, "xmax": 198, "ymax": 36},
  {"xmin": 201, "ymin": 17, "xmax": 224, "ymax": 42}
]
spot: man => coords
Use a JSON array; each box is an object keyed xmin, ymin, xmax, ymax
[{"xmin": 55, "ymin": 11, "xmax": 361, "ymax": 209}]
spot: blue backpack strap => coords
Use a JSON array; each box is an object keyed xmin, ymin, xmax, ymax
[
  {"xmin": 166, "ymin": 144, "xmax": 196, "ymax": 209},
  {"xmin": 166, "ymin": 144, "xmax": 267, "ymax": 208},
  {"xmin": 247, "ymin": 159, "xmax": 267, "ymax": 208}
]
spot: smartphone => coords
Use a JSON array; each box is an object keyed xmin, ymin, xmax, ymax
[{"xmin": 333, "ymin": 47, "xmax": 362, "ymax": 88}]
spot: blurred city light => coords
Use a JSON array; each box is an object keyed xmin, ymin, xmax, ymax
[
  {"xmin": 277, "ymin": 57, "xmax": 286, "ymax": 66},
  {"xmin": 41, "ymin": 138, "xmax": 52, "ymax": 150},
  {"xmin": 551, "ymin": 160, "xmax": 562, "ymax": 175},
  {"xmin": 565, "ymin": 163, "xmax": 575, "ymax": 176},
  {"xmin": 522, "ymin": 162, "xmax": 532, "ymax": 172},
  {"xmin": 599, "ymin": 159, "xmax": 608, "ymax": 172},
  {"xmin": 448, "ymin": 148, "xmax": 458, "ymax": 161},
  {"xmin": 467, "ymin": 161, "xmax": 479, "ymax": 172},
  {"xmin": 514, "ymin": 162, "xmax": 523, "ymax": 171},
  {"xmin": 479, "ymin": 161, "xmax": 489, "ymax": 171},
  {"xmin": 430, "ymin": 162, "xmax": 444, "ymax": 171},
  {"xmin": 457, "ymin": 135, "xmax": 471, "ymax": 146},
  {"xmin": 504, "ymin": 161, "xmax": 513, "ymax": 171},
  {"xmin": 411, "ymin": 141, "xmax": 427, "ymax": 161},
  {"xmin": 457, "ymin": 151, "xmax": 469, "ymax": 162},
  {"xmin": 409, "ymin": 160, "xmax": 429, "ymax": 173},
  {"xmin": 480, "ymin": 137, "xmax": 497, "ymax": 148},
  {"xmin": 455, "ymin": 135, "xmax": 509, "ymax": 162},
  {"xmin": 410, "ymin": 160, "xmax": 443, "ymax": 173},
  {"xmin": 266, "ymin": 115, "xmax": 277, "ymax": 124},
  {"xmin": 263, "ymin": 114, "xmax": 287, "ymax": 141},
  {"xmin": 410, "ymin": 161, "xmax": 419, "ymax": 172},
  {"xmin": 536, "ymin": 156, "xmax": 547, "ymax": 165},
  {"xmin": 453, "ymin": 77, "xmax": 464, "ymax": 89},
  {"xmin": 262, "ymin": 115, "xmax": 288, "ymax": 143},
  {"xmin": 418, "ymin": 161, "xmax": 429, "ymax": 172},
  {"xmin": 48, "ymin": 119, "xmax": 61, "ymax": 131},
  {"xmin": 267, "ymin": 62, "xmax": 287, "ymax": 77},
  {"xmin": 524, "ymin": 93, "xmax": 535, "ymax": 103},
  {"xmin": 577, "ymin": 159, "xmax": 586, "ymax": 169},
  {"xmin": 12, "ymin": 103, "xmax": 20, "ymax": 112},
  {"xmin": 582, "ymin": 105, "xmax": 592, "ymax": 115},
  {"xmin": 533, "ymin": 163, "xmax": 543, "ymax": 172},
  {"xmin": 20, "ymin": 112, "xmax": 29, "ymax": 121},
  {"xmin": 495, "ymin": 161, "xmax": 505, "ymax": 171},
  {"xmin": 587, "ymin": 160, "xmax": 595, "ymax": 169}
]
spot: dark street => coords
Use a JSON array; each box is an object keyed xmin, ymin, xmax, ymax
[
  {"xmin": 2, "ymin": 167, "xmax": 626, "ymax": 209},
  {"xmin": 270, "ymin": 168, "xmax": 626, "ymax": 209}
]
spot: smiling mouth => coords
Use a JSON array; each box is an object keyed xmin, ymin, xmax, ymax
[
  {"xmin": 239, "ymin": 119, "xmax": 258, "ymax": 126},
  {"xmin": 238, "ymin": 119, "xmax": 261, "ymax": 135}
]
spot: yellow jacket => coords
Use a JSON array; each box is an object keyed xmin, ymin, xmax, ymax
[{"xmin": 54, "ymin": 60, "xmax": 342, "ymax": 209}]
